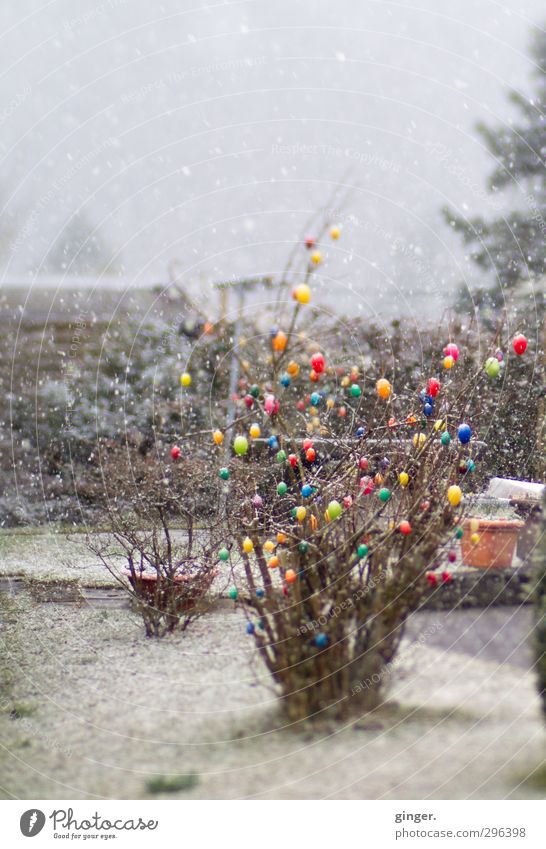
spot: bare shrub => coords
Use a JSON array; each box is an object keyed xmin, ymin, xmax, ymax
[{"xmin": 88, "ymin": 447, "xmax": 225, "ymax": 637}]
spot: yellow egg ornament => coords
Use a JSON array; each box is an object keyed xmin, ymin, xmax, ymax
[
  {"xmin": 444, "ymin": 355, "xmax": 455, "ymax": 370},
  {"xmin": 311, "ymin": 251, "xmax": 322, "ymax": 265},
  {"xmin": 470, "ymin": 532, "xmax": 480, "ymax": 545},
  {"xmin": 263, "ymin": 540, "xmax": 276, "ymax": 553},
  {"xmin": 242, "ymin": 537, "xmax": 254, "ymax": 554},
  {"xmin": 212, "ymin": 429, "xmax": 224, "ymax": 446},
  {"xmin": 296, "ymin": 506, "xmax": 307, "ymax": 522},
  {"xmin": 249, "ymin": 423, "xmax": 261, "ymax": 439},
  {"xmin": 447, "ymin": 485, "xmax": 462, "ymax": 507},
  {"xmin": 293, "ymin": 284, "xmax": 311, "ymax": 305},
  {"xmin": 180, "ymin": 372, "xmax": 192, "ymax": 387},
  {"xmin": 399, "ymin": 471, "xmax": 409, "ymax": 487},
  {"xmin": 330, "ymin": 225, "xmax": 341, "ymax": 240},
  {"xmin": 413, "ymin": 433, "xmax": 426, "ymax": 448}
]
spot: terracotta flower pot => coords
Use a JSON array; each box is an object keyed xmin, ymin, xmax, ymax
[
  {"xmin": 121, "ymin": 566, "xmax": 218, "ymax": 609},
  {"xmin": 460, "ymin": 518, "xmax": 524, "ymax": 569}
]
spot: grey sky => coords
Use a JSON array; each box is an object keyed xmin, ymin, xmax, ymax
[{"xmin": 0, "ymin": 0, "xmax": 544, "ymax": 319}]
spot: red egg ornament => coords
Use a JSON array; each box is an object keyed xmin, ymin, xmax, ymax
[
  {"xmin": 427, "ymin": 378, "xmax": 441, "ymax": 398},
  {"xmin": 512, "ymin": 334, "xmax": 527, "ymax": 356},
  {"xmin": 170, "ymin": 446, "xmax": 181, "ymax": 460},
  {"xmin": 310, "ymin": 352, "xmax": 325, "ymax": 374},
  {"xmin": 443, "ymin": 343, "xmax": 459, "ymax": 361},
  {"xmin": 399, "ymin": 520, "xmax": 412, "ymax": 535},
  {"xmin": 360, "ymin": 476, "xmax": 374, "ymax": 495}
]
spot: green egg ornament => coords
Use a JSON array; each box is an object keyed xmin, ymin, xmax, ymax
[
  {"xmin": 441, "ymin": 431, "xmax": 451, "ymax": 446},
  {"xmin": 233, "ymin": 435, "xmax": 249, "ymax": 456},
  {"xmin": 298, "ymin": 541, "xmax": 309, "ymax": 554},
  {"xmin": 276, "ymin": 449, "xmax": 287, "ymax": 463},
  {"xmin": 350, "ymin": 384, "xmax": 362, "ymax": 398},
  {"xmin": 357, "ymin": 544, "xmax": 368, "ymax": 558},
  {"xmin": 219, "ymin": 467, "xmax": 230, "ymax": 480},
  {"xmin": 218, "ymin": 547, "xmax": 230, "ymax": 561},
  {"xmin": 378, "ymin": 487, "xmax": 391, "ymax": 503},
  {"xmin": 327, "ymin": 500, "xmax": 343, "ymax": 520},
  {"xmin": 228, "ymin": 587, "xmax": 238, "ymax": 600},
  {"xmin": 485, "ymin": 357, "xmax": 501, "ymax": 378},
  {"xmin": 277, "ymin": 481, "xmax": 288, "ymax": 496}
]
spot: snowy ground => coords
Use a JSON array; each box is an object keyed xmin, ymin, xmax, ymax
[{"xmin": 0, "ymin": 564, "xmax": 544, "ymax": 799}]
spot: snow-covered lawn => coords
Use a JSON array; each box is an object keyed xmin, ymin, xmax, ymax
[{"xmin": 0, "ymin": 583, "xmax": 543, "ymax": 800}]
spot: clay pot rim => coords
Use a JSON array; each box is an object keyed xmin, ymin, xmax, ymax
[
  {"xmin": 121, "ymin": 567, "xmax": 219, "ymax": 583},
  {"xmin": 463, "ymin": 518, "xmax": 525, "ymax": 529}
]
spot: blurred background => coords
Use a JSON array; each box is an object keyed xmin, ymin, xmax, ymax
[{"xmin": 0, "ymin": 0, "xmax": 544, "ymax": 316}]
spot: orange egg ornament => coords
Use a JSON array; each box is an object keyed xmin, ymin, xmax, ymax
[
  {"xmin": 272, "ymin": 331, "xmax": 288, "ymax": 352},
  {"xmin": 376, "ymin": 378, "xmax": 392, "ymax": 400}
]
